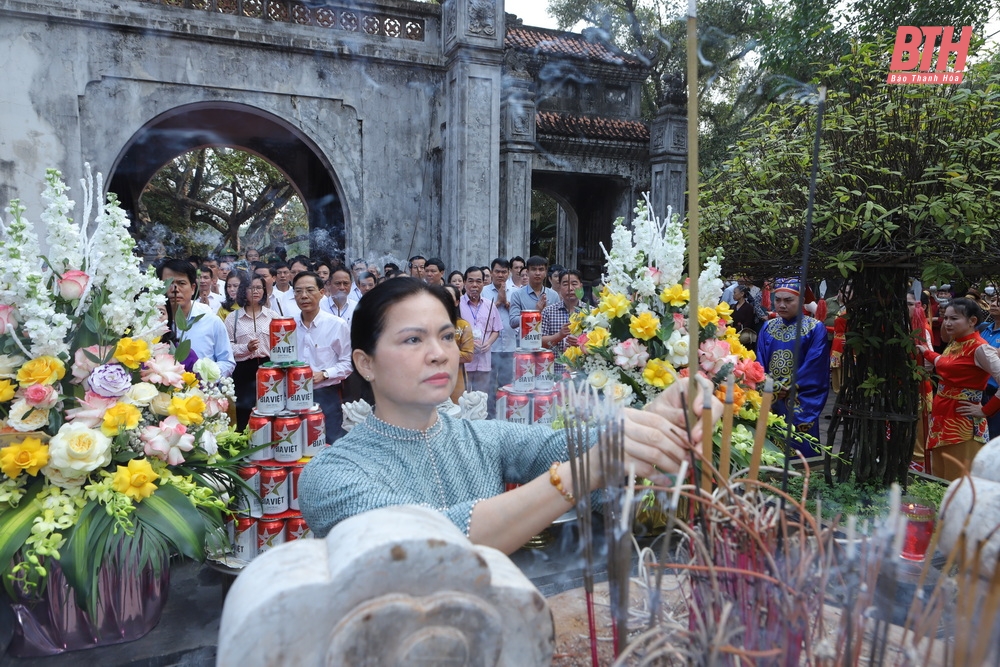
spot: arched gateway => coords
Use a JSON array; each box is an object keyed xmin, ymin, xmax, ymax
[
  {"xmin": 1, "ymin": 0, "xmax": 686, "ymax": 270},
  {"xmin": 109, "ymin": 102, "xmax": 347, "ymax": 255}
]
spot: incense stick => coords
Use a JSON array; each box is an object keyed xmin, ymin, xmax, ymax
[
  {"xmin": 749, "ymin": 377, "xmax": 774, "ymax": 482},
  {"xmin": 719, "ymin": 375, "xmax": 735, "ymax": 482},
  {"xmin": 700, "ymin": 378, "xmax": 714, "ymax": 492}
]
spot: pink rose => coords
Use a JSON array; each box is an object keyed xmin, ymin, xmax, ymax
[
  {"xmin": 58, "ymin": 270, "xmax": 90, "ymax": 300},
  {"xmin": 72, "ymin": 345, "xmax": 113, "ymax": 384},
  {"xmin": 699, "ymin": 339, "xmax": 735, "ymax": 375},
  {"xmin": 64, "ymin": 391, "xmax": 118, "ymax": 428},
  {"xmin": 576, "ymin": 332, "xmax": 589, "ymax": 351},
  {"xmin": 204, "ymin": 396, "xmax": 228, "ymax": 418},
  {"xmin": 142, "ymin": 416, "xmax": 195, "ymax": 465},
  {"xmin": 0, "ymin": 304, "xmax": 16, "ymax": 335},
  {"xmin": 734, "ymin": 358, "xmax": 765, "ymax": 389},
  {"xmin": 612, "ymin": 338, "xmax": 649, "ymax": 370},
  {"xmin": 647, "ymin": 267, "xmax": 663, "ymax": 286},
  {"xmin": 18, "ymin": 383, "xmax": 59, "ymax": 409},
  {"xmin": 141, "ymin": 354, "xmax": 186, "ymax": 388},
  {"xmin": 673, "ymin": 313, "xmax": 686, "ymax": 332}
]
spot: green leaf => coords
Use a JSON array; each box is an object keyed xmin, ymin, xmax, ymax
[
  {"xmin": 59, "ymin": 500, "xmax": 114, "ymax": 614},
  {"xmin": 0, "ymin": 481, "xmax": 44, "ymax": 597},
  {"xmin": 173, "ymin": 339, "xmax": 192, "ymax": 365},
  {"xmin": 133, "ymin": 483, "xmax": 208, "ymax": 561}
]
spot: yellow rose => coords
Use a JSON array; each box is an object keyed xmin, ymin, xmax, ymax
[
  {"xmin": 598, "ymin": 292, "xmax": 630, "ymax": 319},
  {"xmin": 112, "ymin": 458, "xmax": 159, "ymax": 502},
  {"xmin": 585, "ymin": 327, "xmax": 610, "ymax": 351},
  {"xmin": 714, "ymin": 301, "xmax": 733, "ymax": 322},
  {"xmin": 114, "ymin": 337, "xmax": 151, "ymax": 370},
  {"xmin": 168, "ymin": 395, "xmax": 206, "ymax": 426},
  {"xmin": 562, "ymin": 346, "xmax": 583, "ymax": 364},
  {"xmin": 642, "ymin": 358, "xmax": 676, "ymax": 389},
  {"xmin": 0, "ymin": 378, "xmax": 14, "ymax": 402},
  {"xmin": 698, "ymin": 307, "xmax": 719, "ymax": 328},
  {"xmin": 0, "ymin": 436, "xmax": 49, "ymax": 478},
  {"xmin": 629, "ymin": 311, "xmax": 660, "ymax": 341},
  {"xmin": 101, "ymin": 402, "xmax": 142, "ymax": 436},
  {"xmin": 16, "ymin": 356, "xmax": 66, "ymax": 386},
  {"xmin": 182, "ymin": 372, "xmax": 199, "ymax": 388},
  {"xmin": 568, "ymin": 311, "xmax": 587, "ymax": 336},
  {"xmin": 659, "ymin": 284, "xmax": 690, "ymax": 308},
  {"xmin": 744, "ymin": 389, "xmax": 762, "ymax": 411}
]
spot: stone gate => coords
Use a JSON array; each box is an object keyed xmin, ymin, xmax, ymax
[{"xmin": 0, "ymin": 0, "xmax": 686, "ymax": 271}]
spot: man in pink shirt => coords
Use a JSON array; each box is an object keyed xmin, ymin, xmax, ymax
[{"xmin": 459, "ymin": 266, "xmax": 501, "ymax": 396}]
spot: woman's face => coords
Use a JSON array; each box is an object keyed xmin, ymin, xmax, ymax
[
  {"xmin": 449, "ymin": 273, "xmax": 465, "ymax": 291},
  {"xmin": 248, "ymin": 278, "xmax": 266, "ymax": 306},
  {"xmin": 226, "ymin": 277, "xmax": 241, "ymax": 300},
  {"xmin": 316, "ymin": 265, "xmax": 330, "ymax": 282},
  {"xmin": 943, "ymin": 305, "xmax": 976, "ymax": 339},
  {"xmin": 907, "ymin": 293, "xmax": 916, "ymax": 317},
  {"xmin": 358, "ymin": 293, "xmax": 459, "ymax": 410}
]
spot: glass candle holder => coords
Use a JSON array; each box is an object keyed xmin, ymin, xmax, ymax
[{"xmin": 900, "ymin": 500, "xmax": 936, "ymax": 562}]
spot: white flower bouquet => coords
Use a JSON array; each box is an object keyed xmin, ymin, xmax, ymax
[{"xmin": 0, "ymin": 167, "xmax": 244, "ymax": 613}]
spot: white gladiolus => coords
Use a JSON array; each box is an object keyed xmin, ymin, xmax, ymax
[{"xmin": 698, "ymin": 249, "xmax": 726, "ymax": 308}]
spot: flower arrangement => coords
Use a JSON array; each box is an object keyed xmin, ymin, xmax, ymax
[
  {"xmin": 0, "ymin": 167, "xmax": 242, "ymax": 612},
  {"xmin": 560, "ymin": 196, "xmax": 802, "ymax": 470}
]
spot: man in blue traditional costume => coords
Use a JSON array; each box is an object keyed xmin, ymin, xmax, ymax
[{"xmin": 757, "ymin": 278, "xmax": 830, "ymax": 457}]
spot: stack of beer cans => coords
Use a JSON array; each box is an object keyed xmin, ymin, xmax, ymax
[
  {"xmin": 494, "ymin": 310, "xmax": 560, "ymax": 426},
  {"xmin": 226, "ymin": 317, "xmax": 327, "ymax": 563}
]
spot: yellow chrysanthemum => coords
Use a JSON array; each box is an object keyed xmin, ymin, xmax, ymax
[
  {"xmin": 0, "ymin": 378, "xmax": 15, "ymax": 403},
  {"xmin": 168, "ymin": 395, "xmax": 206, "ymax": 426},
  {"xmin": 585, "ymin": 327, "xmax": 611, "ymax": 351},
  {"xmin": 101, "ymin": 403, "xmax": 142, "ymax": 436},
  {"xmin": 698, "ymin": 307, "xmax": 719, "ymax": 328},
  {"xmin": 715, "ymin": 301, "xmax": 733, "ymax": 322},
  {"xmin": 659, "ymin": 284, "xmax": 690, "ymax": 308},
  {"xmin": 598, "ymin": 292, "xmax": 631, "ymax": 319},
  {"xmin": 642, "ymin": 358, "xmax": 676, "ymax": 389},
  {"xmin": 568, "ymin": 311, "xmax": 587, "ymax": 335},
  {"xmin": 112, "ymin": 458, "xmax": 159, "ymax": 502},
  {"xmin": 182, "ymin": 372, "xmax": 199, "ymax": 388},
  {"xmin": 16, "ymin": 356, "xmax": 66, "ymax": 386},
  {"xmin": 562, "ymin": 346, "xmax": 583, "ymax": 364},
  {"xmin": 114, "ymin": 337, "xmax": 151, "ymax": 370},
  {"xmin": 629, "ymin": 311, "xmax": 661, "ymax": 341},
  {"xmin": 0, "ymin": 436, "xmax": 49, "ymax": 478}
]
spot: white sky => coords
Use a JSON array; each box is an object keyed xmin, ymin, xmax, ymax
[{"xmin": 504, "ymin": 0, "xmax": 560, "ymax": 29}]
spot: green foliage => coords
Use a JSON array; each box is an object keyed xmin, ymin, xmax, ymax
[{"xmin": 781, "ymin": 470, "xmax": 947, "ymax": 521}]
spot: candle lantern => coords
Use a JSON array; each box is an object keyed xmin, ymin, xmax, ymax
[{"xmin": 900, "ymin": 498, "xmax": 936, "ymax": 562}]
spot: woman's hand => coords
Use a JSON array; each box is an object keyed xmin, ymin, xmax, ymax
[
  {"xmin": 957, "ymin": 401, "xmax": 986, "ymax": 418},
  {"xmin": 615, "ymin": 380, "xmax": 723, "ymax": 480}
]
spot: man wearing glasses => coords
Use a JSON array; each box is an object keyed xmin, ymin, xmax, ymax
[{"xmin": 293, "ymin": 272, "xmax": 353, "ymax": 442}]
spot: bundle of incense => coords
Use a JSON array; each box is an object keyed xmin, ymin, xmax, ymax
[
  {"xmin": 563, "ymin": 383, "xmax": 599, "ymax": 667},
  {"xmin": 650, "ymin": 459, "xmax": 688, "ymax": 629},
  {"xmin": 748, "ymin": 376, "xmax": 774, "ymax": 482},
  {"xmin": 598, "ymin": 413, "xmax": 630, "ymax": 658},
  {"xmin": 719, "ymin": 375, "xmax": 735, "ymax": 482}
]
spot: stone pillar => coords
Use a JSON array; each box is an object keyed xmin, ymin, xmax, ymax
[
  {"xmin": 650, "ymin": 76, "xmax": 688, "ymax": 224},
  {"xmin": 218, "ymin": 505, "xmax": 555, "ymax": 666},
  {"xmin": 442, "ymin": 0, "xmax": 505, "ymax": 271},
  {"xmin": 499, "ymin": 50, "xmax": 535, "ymax": 260}
]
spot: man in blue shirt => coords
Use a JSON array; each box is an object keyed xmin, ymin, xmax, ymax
[
  {"xmin": 157, "ymin": 259, "xmax": 235, "ymax": 377},
  {"xmin": 508, "ymin": 256, "xmax": 561, "ymax": 336}
]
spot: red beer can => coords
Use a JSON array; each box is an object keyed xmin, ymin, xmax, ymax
[
  {"xmin": 506, "ymin": 391, "xmax": 531, "ymax": 424},
  {"xmin": 247, "ymin": 411, "xmax": 273, "ymax": 462},
  {"xmin": 285, "ymin": 516, "xmax": 312, "ymax": 541},
  {"xmin": 513, "ymin": 350, "xmax": 535, "ymax": 392},
  {"xmin": 260, "ymin": 466, "xmax": 289, "ymax": 516},
  {"xmin": 272, "ymin": 412, "xmax": 303, "ymax": 462},
  {"xmin": 234, "ymin": 517, "xmax": 257, "ymax": 561},
  {"xmin": 269, "ymin": 318, "xmax": 298, "ymax": 365},
  {"xmin": 257, "ymin": 518, "xmax": 286, "ymax": 555},
  {"xmin": 533, "ymin": 389, "xmax": 557, "ymax": 426},
  {"xmin": 235, "ymin": 465, "xmax": 263, "ymax": 518},
  {"xmin": 286, "ymin": 363, "xmax": 314, "ymax": 412},
  {"xmin": 495, "ymin": 386, "xmax": 509, "ymax": 422},
  {"xmin": 535, "ymin": 349, "xmax": 555, "ymax": 391},
  {"xmin": 289, "ymin": 463, "xmax": 304, "ymax": 511},
  {"xmin": 256, "ymin": 364, "xmax": 286, "ymax": 415},
  {"xmin": 520, "ymin": 310, "xmax": 543, "ymax": 349},
  {"xmin": 303, "ymin": 408, "xmax": 327, "ymax": 456}
]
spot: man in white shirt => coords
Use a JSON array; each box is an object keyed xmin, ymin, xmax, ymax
[
  {"xmin": 293, "ymin": 272, "xmax": 353, "ymax": 441},
  {"xmin": 508, "ymin": 255, "xmax": 561, "ymax": 331},
  {"xmin": 482, "ymin": 258, "xmax": 517, "ymax": 416},
  {"xmin": 349, "ymin": 259, "xmax": 367, "ymax": 301},
  {"xmin": 255, "ymin": 263, "xmax": 299, "ymax": 317},
  {"xmin": 320, "ymin": 266, "xmax": 357, "ymax": 327},
  {"xmin": 203, "ymin": 257, "xmax": 225, "ymax": 294},
  {"xmin": 505, "ymin": 256, "xmax": 525, "ymax": 291},
  {"xmin": 196, "ymin": 265, "xmax": 224, "ymax": 313},
  {"xmin": 157, "ymin": 259, "xmax": 235, "ymax": 377}
]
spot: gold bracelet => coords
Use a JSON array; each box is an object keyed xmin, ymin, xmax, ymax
[{"xmin": 549, "ymin": 462, "xmax": 575, "ymax": 504}]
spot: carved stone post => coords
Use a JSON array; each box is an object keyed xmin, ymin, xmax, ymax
[
  {"xmin": 499, "ymin": 49, "xmax": 535, "ymax": 260},
  {"xmin": 442, "ymin": 0, "xmax": 505, "ymax": 271},
  {"xmin": 650, "ymin": 75, "xmax": 688, "ymax": 223}
]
